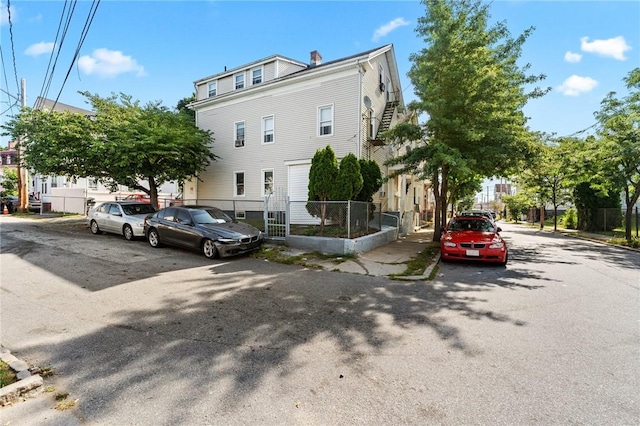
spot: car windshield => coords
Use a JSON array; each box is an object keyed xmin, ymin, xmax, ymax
[
  {"xmin": 191, "ymin": 208, "xmax": 233, "ymax": 225},
  {"xmin": 449, "ymin": 219, "xmax": 494, "ymax": 232},
  {"xmin": 122, "ymin": 204, "xmax": 157, "ymax": 215}
]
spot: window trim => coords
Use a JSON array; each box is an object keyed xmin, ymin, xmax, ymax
[
  {"xmin": 251, "ymin": 66, "xmax": 263, "ymax": 85},
  {"xmin": 317, "ymin": 104, "xmax": 334, "ymax": 137},
  {"xmin": 234, "ymin": 171, "xmax": 245, "ymax": 197},
  {"xmin": 234, "ymin": 121, "xmax": 245, "ymax": 148},
  {"xmin": 262, "ymin": 115, "xmax": 274, "ymax": 145},
  {"xmin": 234, "ymin": 73, "xmax": 245, "ymax": 90},
  {"xmin": 261, "ymin": 168, "xmax": 274, "ymax": 197},
  {"xmin": 208, "ymin": 81, "xmax": 217, "ymax": 97}
]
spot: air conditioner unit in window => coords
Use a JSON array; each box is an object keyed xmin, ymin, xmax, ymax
[{"xmin": 235, "ymin": 139, "xmax": 245, "ymax": 147}]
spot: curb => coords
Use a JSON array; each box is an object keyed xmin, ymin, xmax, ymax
[{"xmin": 0, "ymin": 346, "xmax": 43, "ymax": 407}]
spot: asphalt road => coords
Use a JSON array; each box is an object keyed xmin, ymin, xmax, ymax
[{"xmin": 1, "ymin": 217, "xmax": 638, "ymax": 425}]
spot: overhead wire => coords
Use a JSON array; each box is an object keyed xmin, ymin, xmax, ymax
[
  {"xmin": 4, "ymin": 0, "xmax": 20, "ymax": 105},
  {"xmin": 52, "ymin": 0, "xmax": 101, "ymax": 110},
  {"xmin": 35, "ymin": 0, "xmax": 77, "ymax": 110}
]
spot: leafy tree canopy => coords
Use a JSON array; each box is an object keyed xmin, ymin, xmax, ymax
[
  {"xmin": 1, "ymin": 92, "xmax": 217, "ymax": 205},
  {"xmin": 593, "ymin": 68, "xmax": 640, "ymax": 240},
  {"xmin": 385, "ymin": 0, "xmax": 549, "ymax": 240},
  {"xmin": 355, "ymin": 159, "xmax": 383, "ymax": 202},
  {"xmin": 332, "ymin": 153, "xmax": 363, "ymax": 201}
]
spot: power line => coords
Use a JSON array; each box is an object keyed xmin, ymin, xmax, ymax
[
  {"xmin": 5, "ymin": 0, "xmax": 20, "ymax": 98},
  {"xmin": 52, "ymin": 0, "xmax": 101, "ymax": 109},
  {"xmin": 36, "ymin": 0, "xmax": 78, "ymax": 109}
]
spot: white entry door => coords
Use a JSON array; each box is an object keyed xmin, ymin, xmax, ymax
[{"xmin": 288, "ymin": 164, "xmax": 318, "ymax": 224}]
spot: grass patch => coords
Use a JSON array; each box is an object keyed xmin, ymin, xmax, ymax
[
  {"xmin": 0, "ymin": 360, "xmax": 17, "ymax": 388},
  {"xmin": 389, "ymin": 241, "xmax": 440, "ymax": 279},
  {"xmin": 31, "ymin": 366, "xmax": 55, "ymax": 378},
  {"xmin": 55, "ymin": 394, "xmax": 78, "ymax": 411},
  {"xmin": 609, "ymin": 236, "xmax": 640, "ymax": 249},
  {"xmin": 252, "ymin": 245, "xmax": 357, "ymax": 269}
]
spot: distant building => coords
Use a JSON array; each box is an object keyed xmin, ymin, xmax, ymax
[{"xmin": 494, "ymin": 183, "xmax": 512, "ymax": 199}]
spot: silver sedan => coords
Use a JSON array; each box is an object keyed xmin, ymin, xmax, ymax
[{"xmin": 88, "ymin": 201, "xmax": 158, "ymax": 240}]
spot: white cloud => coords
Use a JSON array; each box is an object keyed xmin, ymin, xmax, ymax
[
  {"xmin": 580, "ymin": 36, "xmax": 631, "ymax": 61},
  {"xmin": 557, "ymin": 75, "xmax": 598, "ymax": 96},
  {"xmin": 78, "ymin": 48, "xmax": 146, "ymax": 78},
  {"xmin": 372, "ymin": 18, "xmax": 410, "ymax": 42},
  {"xmin": 564, "ymin": 51, "xmax": 582, "ymax": 63},
  {"xmin": 0, "ymin": 2, "xmax": 15, "ymax": 26},
  {"xmin": 25, "ymin": 42, "xmax": 55, "ymax": 56}
]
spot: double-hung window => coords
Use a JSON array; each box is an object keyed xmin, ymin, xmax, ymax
[
  {"xmin": 208, "ymin": 82, "xmax": 217, "ymax": 97},
  {"xmin": 251, "ymin": 67, "xmax": 263, "ymax": 85},
  {"xmin": 262, "ymin": 169, "xmax": 274, "ymax": 196},
  {"xmin": 262, "ymin": 115, "xmax": 274, "ymax": 144},
  {"xmin": 234, "ymin": 171, "xmax": 245, "ymax": 196},
  {"xmin": 318, "ymin": 105, "xmax": 333, "ymax": 136},
  {"xmin": 235, "ymin": 73, "xmax": 245, "ymax": 90},
  {"xmin": 234, "ymin": 121, "xmax": 245, "ymax": 148}
]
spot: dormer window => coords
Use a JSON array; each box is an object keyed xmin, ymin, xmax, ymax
[
  {"xmin": 252, "ymin": 67, "xmax": 263, "ymax": 85},
  {"xmin": 208, "ymin": 82, "xmax": 217, "ymax": 97},
  {"xmin": 235, "ymin": 73, "xmax": 245, "ymax": 90}
]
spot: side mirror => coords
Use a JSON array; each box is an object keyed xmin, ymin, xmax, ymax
[{"xmin": 497, "ymin": 227, "xmax": 502, "ymax": 232}]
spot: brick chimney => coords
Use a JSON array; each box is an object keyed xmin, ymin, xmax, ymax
[{"xmin": 310, "ymin": 50, "xmax": 322, "ymax": 67}]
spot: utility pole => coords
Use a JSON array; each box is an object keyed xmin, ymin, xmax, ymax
[{"xmin": 17, "ymin": 78, "xmax": 28, "ymax": 211}]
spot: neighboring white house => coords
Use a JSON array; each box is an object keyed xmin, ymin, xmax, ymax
[{"xmin": 188, "ymin": 44, "xmax": 428, "ymax": 231}]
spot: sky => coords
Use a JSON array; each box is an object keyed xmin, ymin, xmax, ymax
[{"xmin": 1, "ymin": 0, "xmax": 639, "ymax": 151}]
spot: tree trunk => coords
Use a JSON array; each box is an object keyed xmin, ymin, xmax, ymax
[
  {"xmin": 624, "ymin": 187, "xmax": 639, "ymax": 241},
  {"xmin": 432, "ymin": 169, "xmax": 443, "ymax": 242}
]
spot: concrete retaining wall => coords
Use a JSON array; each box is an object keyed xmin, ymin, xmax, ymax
[{"xmin": 285, "ymin": 226, "xmax": 398, "ymax": 255}]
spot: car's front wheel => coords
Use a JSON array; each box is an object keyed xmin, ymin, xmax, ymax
[
  {"xmin": 90, "ymin": 220, "xmax": 101, "ymax": 235},
  {"xmin": 202, "ymin": 239, "xmax": 218, "ymax": 259},
  {"xmin": 123, "ymin": 224, "xmax": 134, "ymax": 241},
  {"xmin": 148, "ymin": 228, "xmax": 162, "ymax": 248}
]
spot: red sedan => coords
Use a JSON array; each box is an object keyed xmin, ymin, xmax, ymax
[
  {"xmin": 440, "ymin": 216, "xmax": 508, "ymax": 265},
  {"xmin": 123, "ymin": 193, "xmax": 160, "ymax": 208}
]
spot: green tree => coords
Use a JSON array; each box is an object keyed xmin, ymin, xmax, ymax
[
  {"xmin": 332, "ymin": 153, "xmax": 363, "ymax": 201},
  {"xmin": 307, "ymin": 145, "xmax": 339, "ymax": 229},
  {"xmin": 0, "ymin": 169, "xmax": 18, "ymax": 196},
  {"xmin": 177, "ymin": 94, "xmax": 196, "ymax": 122},
  {"xmin": 396, "ymin": 0, "xmax": 548, "ymax": 240},
  {"xmin": 355, "ymin": 159, "xmax": 383, "ymax": 202},
  {"xmin": 516, "ymin": 136, "xmax": 573, "ymax": 231},
  {"xmin": 502, "ymin": 193, "xmax": 531, "ymax": 223},
  {"xmin": 593, "ymin": 68, "xmax": 640, "ymax": 240},
  {"xmin": 2, "ymin": 92, "xmax": 217, "ymax": 207}
]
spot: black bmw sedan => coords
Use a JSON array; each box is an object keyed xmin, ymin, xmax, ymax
[{"xmin": 144, "ymin": 205, "xmax": 263, "ymax": 259}]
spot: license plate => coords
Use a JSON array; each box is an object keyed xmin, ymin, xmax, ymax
[{"xmin": 466, "ymin": 249, "xmax": 480, "ymax": 257}]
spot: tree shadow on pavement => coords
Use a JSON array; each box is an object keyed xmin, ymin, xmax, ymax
[{"xmin": 12, "ymin": 256, "xmax": 544, "ymax": 424}]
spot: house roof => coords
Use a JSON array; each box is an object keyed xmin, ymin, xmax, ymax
[
  {"xmin": 193, "ymin": 54, "xmax": 307, "ymax": 85},
  {"xmin": 191, "ymin": 44, "xmax": 401, "ymax": 109},
  {"xmin": 34, "ymin": 97, "xmax": 94, "ymax": 115}
]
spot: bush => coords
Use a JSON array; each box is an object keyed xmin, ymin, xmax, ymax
[{"xmin": 564, "ymin": 207, "xmax": 577, "ymax": 229}]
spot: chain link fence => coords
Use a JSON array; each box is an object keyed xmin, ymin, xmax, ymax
[{"xmin": 289, "ymin": 200, "xmax": 381, "ymax": 239}]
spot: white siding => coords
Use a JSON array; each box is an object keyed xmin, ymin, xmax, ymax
[{"xmin": 195, "ymin": 70, "xmax": 361, "ymax": 201}]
